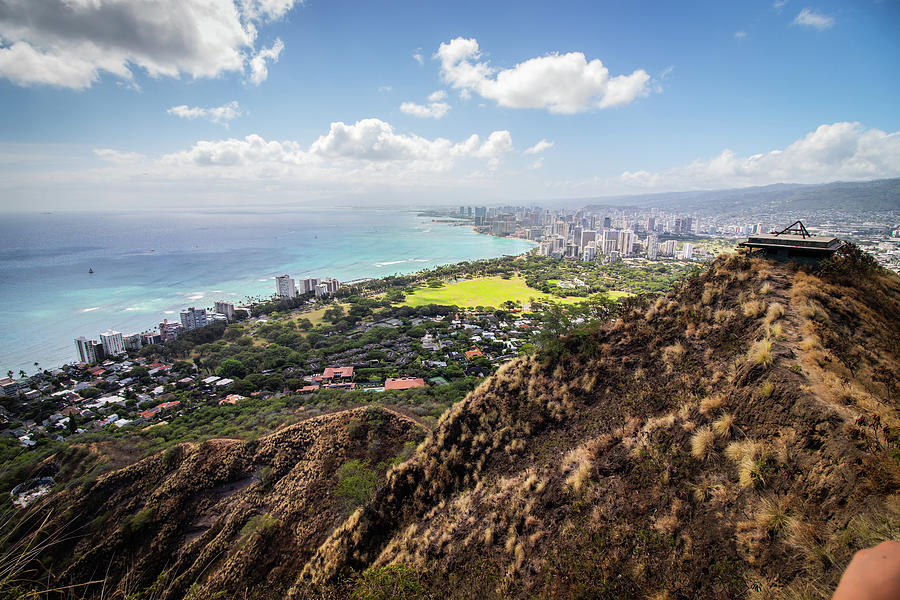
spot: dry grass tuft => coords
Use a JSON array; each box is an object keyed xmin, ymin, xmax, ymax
[
  {"xmin": 662, "ymin": 342, "xmax": 686, "ymax": 367},
  {"xmin": 759, "ymin": 282, "xmax": 772, "ymax": 295},
  {"xmin": 748, "ymin": 340, "xmax": 773, "ymax": 366},
  {"xmin": 712, "ymin": 413, "xmax": 734, "ymax": 438},
  {"xmin": 742, "ymin": 300, "xmax": 765, "ymax": 318},
  {"xmin": 755, "ymin": 495, "xmax": 792, "ymax": 535},
  {"xmin": 726, "ymin": 440, "xmax": 767, "ymax": 488},
  {"xmin": 700, "ymin": 395, "xmax": 724, "ymax": 415},
  {"xmin": 764, "ymin": 302, "xmax": 785, "ymax": 325},
  {"xmin": 760, "ymin": 381, "xmax": 775, "ymax": 398},
  {"xmin": 690, "ymin": 426, "xmax": 716, "ymax": 459}
]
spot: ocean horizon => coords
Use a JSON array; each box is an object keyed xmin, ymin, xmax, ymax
[{"xmin": 0, "ymin": 208, "xmax": 533, "ymax": 375}]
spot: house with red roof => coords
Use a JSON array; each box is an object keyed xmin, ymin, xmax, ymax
[
  {"xmin": 384, "ymin": 377, "xmax": 426, "ymax": 390},
  {"xmin": 322, "ymin": 366, "xmax": 354, "ymax": 381}
]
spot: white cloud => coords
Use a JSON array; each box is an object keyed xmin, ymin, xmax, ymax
[
  {"xmin": 523, "ymin": 139, "xmax": 554, "ymax": 155},
  {"xmin": 167, "ymin": 101, "xmax": 244, "ymax": 126},
  {"xmin": 734, "ymin": 31, "xmax": 749, "ymax": 40},
  {"xmin": 248, "ymin": 39, "xmax": 284, "ymax": 85},
  {"xmin": 378, "ymin": 85, "xmax": 392, "ymax": 92},
  {"xmin": 93, "ymin": 149, "xmax": 145, "ymax": 164},
  {"xmin": 400, "ymin": 101, "xmax": 451, "ymax": 119},
  {"xmin": 434, "ymin": 37, "xmax": 651, "ymax": 114},
  {"xmin": 792, "ymin": 8, "xmax": 835, "ymax": 30},
  {"xmin": 427, "ymin": 90, "xmax": 447, "ymax": 102},
  {"xmin": 413, "ymin": 48, "xmax": 424, "ymax": 66},
  {"xmin": 529, "ymin": 158, "xmax": 544, "ymax": 170},
  {"xmin": 617, "ymin": 122, "xmax": 900, "ymax": 191},
  {"xmin": 0, "ymin": 0, "xmax": 300, "ymax": 89},
  {"xmin": 163, "ymin": 118, "xmax": 513, "ymax": 174},
  {"xmin": 773, "ymin": 0, "xmax": 788, "ymax": 12}
]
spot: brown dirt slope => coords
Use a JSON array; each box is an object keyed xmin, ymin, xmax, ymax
[
  {"xmin": 293, "ymin": 253, "xmax": 900, "ymax": 599},
  {"xmin": 40, "ymin": 406, "xmax": 424, "ymax": 600}
]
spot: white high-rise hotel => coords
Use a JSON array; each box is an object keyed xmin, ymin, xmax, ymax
[
  {"xmin": 100, "ymin": 330, "xmax": 125, "ymax": 357},
  {"xmin": 275, "ymin": 275, "xmax": 298, "ymax": 299}
]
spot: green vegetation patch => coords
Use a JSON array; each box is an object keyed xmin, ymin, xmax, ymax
[
  {"xmin": 403, "ymin": 275, "xmax": 569, "ymax": 308},
  {"xmin": 334, "ymin": 459, "xmax": 378, "ymax": 508}
]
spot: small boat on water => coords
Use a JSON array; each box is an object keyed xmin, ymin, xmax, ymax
[{"xmin": 89, "ymin": 267, "xmax": 94, "ymax": 273}]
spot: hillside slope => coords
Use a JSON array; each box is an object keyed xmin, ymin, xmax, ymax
[
  {"xmin": 27, "ymin": 407, "xmax": 425, "ymax": 600},
  {"xmin": 295, "ymin": 252, "xmax": 899, "ymax": 599},
  {"xmin": 12, "ymin": 252, "xmax": 900, "ymax": 599}
]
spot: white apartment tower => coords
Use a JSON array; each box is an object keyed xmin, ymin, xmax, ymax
[
  {"xmin": 74, "ymin": 336, "xmax": 97, "ymax": 364},
  {"xmin": 648, "ymin": 234, "xmax": 659, "ymax": 260},
  {"xmin": 214, "ymin": 301, "xmax": 235, "ymax": 322},
  {"xmin": 275, "ymin": 275, "xmax": 298, "ymax": 299},
  {"xmin": 100, "ymin": 330, "xmax": 126, "ymax": 357}
]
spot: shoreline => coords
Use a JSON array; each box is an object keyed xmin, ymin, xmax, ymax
[{"xmin": 1, "ymin": 215, "xmax": 535, "ymax": 374}]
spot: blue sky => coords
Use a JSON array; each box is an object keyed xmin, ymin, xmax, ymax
[{"xmin": 0, "ymin": 0, "xmax": 898, "ymax": 209}]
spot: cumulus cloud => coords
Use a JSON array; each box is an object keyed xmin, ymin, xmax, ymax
[
  {"xmin": 163, "ymin": 118, "xmax": 513, "ymax": 174},
  {"xmin": 248, "ymin": 38, "xmax": 284, "ymax": 85},
  {"xmin": 618, "ymin": 122, "xmax": 900, "ymax": 190},
  {"xmin": 792, "ymin": 8, "xmax": 835, "ymax": 30},
  {"xmin": 434, "ymin": 37, "xmax": 651, "ymax": 114},
  {"xmin": 773, "ymin": 0, "xmax": 788, "ymax": 12},
  {"xmin": 0, "ymin": 0, "xmax": 299, "ymax": 89},
  {"xmin": 734, "ymin": 31, "xmax": 749, "ymax": 40},
  {"xmin": 400, "ymin": 90, "xmax": 451, "ymax": 119},
  {"xmin": 413, "ymin": 48, "xmax": 424, "ymax": 66},
  {"xmin": 167, "ymin": 101, "xmax": 244, "ymax": 126},
  {"xmin": 523, "ymin": 139, "xmax": 554, "ymax": 155},
  {"xmin": 400, "ymin": 101, "xmax": 451, "ymax": 119}
]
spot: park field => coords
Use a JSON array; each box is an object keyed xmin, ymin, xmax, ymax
[{"xmin": 402, "ymin": 276, "xmax": 631, "ymax": 308}]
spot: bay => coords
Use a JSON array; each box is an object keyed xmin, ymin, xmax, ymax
[{"xmin": 0, "ymin": 208, "xmax": 533, "ymax": 375}]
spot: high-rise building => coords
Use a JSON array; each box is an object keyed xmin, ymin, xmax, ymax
[
  {"xmin": 214, "ymin": 301, "xmax": 235, "ymax": 322},
  {"xmin": 603, "ymin": 217, "xmax": 612, "ymax": 229},
  {"xmin": 100, "ymin": 330, "xmax": 126, "ymax": 357},
  {"xmin": 74, "ymin": 336, "xmax": 97, "ymax": 364},
  {"xmin": 299, "ymin": 277, "xmax": 320, "ymax": 294},
  {"xmin": 91, "ymin": 341, "xmax": 105, "ymax": 362},
  {"xmin": 618, "ymin": 230, "xmax": 635, "ymax": 255},
  {"xmin": 314, "ymin": 283, "xmax": 329, "ymax": 297},
  {"xmin": 123, "ymin": 333, "xmax": 142, "ymax": 351},
  {"xmin": 581, "ymin": 229, "xmax": 596, "ymax": 248},
  {"xmin": 180, "ymin": 307, "xmax": 208, "ymax": 331},
  {"xmin": 682, "ymin": 242, "xmax": 694, "ymax": 259},
  {"xmin": 663, "ymin": 239, "xmax": 678, "ymax": 256},
  {"xmin": 648, "ymin": 234, "xmax": 660, "ymax": 259},
  {"xmin": 275, "ymin": 275, "xmax": 298, "ymax": 299}
]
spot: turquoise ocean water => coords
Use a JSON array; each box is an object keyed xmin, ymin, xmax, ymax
[{"xmin": 0, "ymin": 208, "xmax": 533, "ymax": 375}]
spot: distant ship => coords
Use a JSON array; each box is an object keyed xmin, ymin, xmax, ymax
[{"xmin": 89, "ymin": 267, "xmax": 94, "ymax": 274}]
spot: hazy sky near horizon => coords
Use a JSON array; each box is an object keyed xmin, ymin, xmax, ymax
[{"xmin": 0, "ymin": 0, "xmax": 898, "ymax": 209}]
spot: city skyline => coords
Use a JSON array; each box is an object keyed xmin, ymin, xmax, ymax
[{"xmin": 0, "ymin": 0, "xmax": 898, "ymax": 210}]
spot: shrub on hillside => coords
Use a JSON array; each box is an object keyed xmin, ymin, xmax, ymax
[
  {"xmin": 818, "ymin": 243, "xmax": 882, "ymax": 282},
  {"xmin": 335, "ymin": 460, "xmax": 377, "ymax": 508}
]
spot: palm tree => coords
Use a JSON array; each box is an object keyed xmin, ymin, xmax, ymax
[
  {"xmin": 18, "ymin": 370, "xmax": 26, "ymax": 379},
  {"xmin": 5, "ymin": 370, "xmax": 11, "ymax": 380},
  {"xmin": 33, "ymin": 362, "xmax": 39, "ymax": 374}
]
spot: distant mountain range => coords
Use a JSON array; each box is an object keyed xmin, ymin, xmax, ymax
[{"xmin": 575, "ymin": 177, "xmax": 900, "ymax": 215}]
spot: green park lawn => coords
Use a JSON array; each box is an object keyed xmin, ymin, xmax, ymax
[{"xmin": 402, "ymin": 276, "xmax": 630, "ymax": 308}]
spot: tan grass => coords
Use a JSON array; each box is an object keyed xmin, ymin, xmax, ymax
[
  {"xmin": 742, "ymin": 300, "xmax": 765, "ymax": 318},
  {"xmin": 755, "ymin": 495, "xmax": 792, "ymax": 534},
  {"xmin": 760, "ymin": 381, "xmax": 775, "ymax": 398},
  {"xmin": 700, "ymin": 395, "xmax": 724, "ymax": 415},
  {"xmin": 712, "ymin": 413, "xmax": 734, "ymax": 437},
  {"xmin": 748, "ymin": 340, "xmax": 773, "ymax": 366},
  {"xmin": 759, "ymin": 282, "xmax": 772, "ymax": 295},
  {"xmin": 764, "ymin": 302, "xmax": 785, "ymax": 325},
  {"xmin": 690, "ymin": 426, "xmax": 715, "ymax": 459},
  {"xmin": 662, "ymin": 342, "xmax": 686, "ymax": 366}
]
